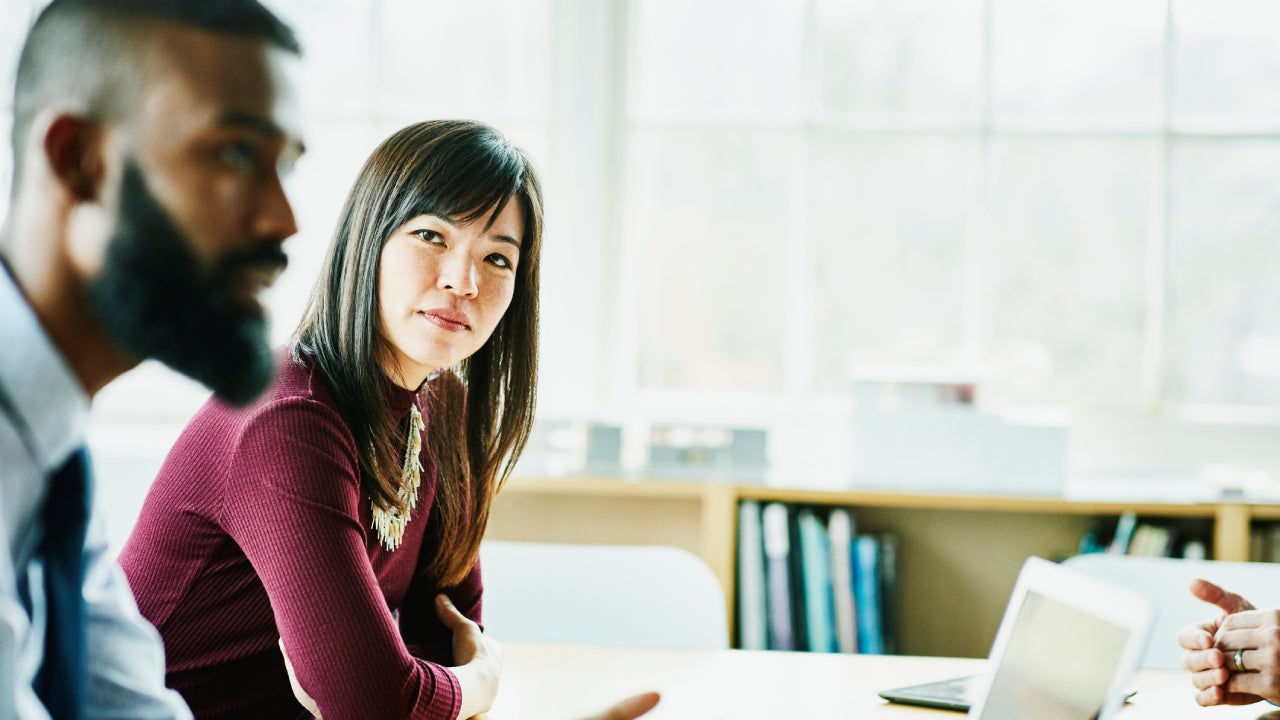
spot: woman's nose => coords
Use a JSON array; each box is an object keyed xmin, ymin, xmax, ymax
[{"xmin": 438, "ymin": 254, "xmax": 478, "ymax": 297}]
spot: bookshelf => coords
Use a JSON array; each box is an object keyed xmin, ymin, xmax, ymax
[{"xmin": 484, "ymin": 475, "xmax": 1253, "ymax": 658}]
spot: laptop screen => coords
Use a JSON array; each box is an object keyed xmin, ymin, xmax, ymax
[{"xmin": 978, "ymin": 590, "xmax": 1130, "ymax": 720}]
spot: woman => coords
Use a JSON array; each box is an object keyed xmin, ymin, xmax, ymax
[{"xmin": 119, "ymin": 120, "xmax": 541, "ymax": 719}]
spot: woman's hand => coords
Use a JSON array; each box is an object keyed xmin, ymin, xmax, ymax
[
  {"xmin": 279, "ymin": 638, "xmax": 323, "ymax": 719},
  {"xmin": 437, "ymin": 593, "xmax": 504, "ymax": 720}
]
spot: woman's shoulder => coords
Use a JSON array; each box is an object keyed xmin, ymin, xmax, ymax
[
  {"xmin": 273, "ymin": 347, "xmax": 336, "ymax": 403},
  {"xmin": 205, "ymin": 353, "xmax": 364, "ymax": 497},
  {"xmin": 246, "ymin": 353, "xmax": 348, "ymax": 433},
  {"xmin": 186, "ymin": 350, "xmax": 351, "ymax": 451}
]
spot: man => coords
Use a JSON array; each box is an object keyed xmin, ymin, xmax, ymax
[
  {"xmin": 3, "ymin": 1, "xmax": 656, "ymax": 718},
  {"xmin": 2, "ymin": 0, "xmax": 304, "ymax": 715}
]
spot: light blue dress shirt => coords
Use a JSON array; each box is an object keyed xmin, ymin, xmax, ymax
[{"xmin": 0, "ymin": 267, "xmax": 190, "ymax": 719}]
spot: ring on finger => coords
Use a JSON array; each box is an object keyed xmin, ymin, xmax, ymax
[{"xmin": 1236, "ymin": 647, "xmax": 1248, "ymax": 672}]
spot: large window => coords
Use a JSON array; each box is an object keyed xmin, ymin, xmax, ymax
[
  {"xmin": 4, "ymin": 0, "xmax": 1280, "ymax": 534},
  {"xmin": 620, "ymin": 0, "xmax": 1280, "ymax": 421}
]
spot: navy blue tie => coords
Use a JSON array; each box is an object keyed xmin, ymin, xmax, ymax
[{"xmin": 34, "ymin": 447, "xmax": 91, "ymax": 719}]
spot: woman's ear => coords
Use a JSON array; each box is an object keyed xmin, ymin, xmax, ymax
[{"xmin": 42, "ymin": 113, "xmax": 105, "ymax": 201}]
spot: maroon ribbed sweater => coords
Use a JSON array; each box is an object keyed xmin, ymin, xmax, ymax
[{"xmin": 119, "ymin": 353, "xmax": 480, "ymax": 720}]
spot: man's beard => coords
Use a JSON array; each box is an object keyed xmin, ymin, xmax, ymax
[{"xmin": 84, "ymin": 161, "xmax": 288, "ymax": 406}]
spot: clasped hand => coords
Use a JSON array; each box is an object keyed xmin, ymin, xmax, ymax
[{"xmin": 1179, "ymin": 578, "xmax": 1280, "ymax": 707}]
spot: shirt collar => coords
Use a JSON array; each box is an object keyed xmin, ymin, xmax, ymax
[{"xmin": 0, "ymin": 264, "xmax": 90, "ymax": 473}]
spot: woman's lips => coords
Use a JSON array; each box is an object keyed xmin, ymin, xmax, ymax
[{"xmin": 421, "ymin": 308, "xmax": 470, "ymax": 332}]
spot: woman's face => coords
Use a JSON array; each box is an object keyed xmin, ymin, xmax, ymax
[{"xmin": 377, "ymin": 200, "xmax": 523, "ymax": 388}]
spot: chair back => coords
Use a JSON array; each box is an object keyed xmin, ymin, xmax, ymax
[
  {"xmin": 1062, "ymin": 554, "xmax": 1280, "ymax": 669},
  {"xmin": 479, "ymin": 540, "xmax": 729, "ymax": 650}
]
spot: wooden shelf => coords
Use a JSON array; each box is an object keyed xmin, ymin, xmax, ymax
[{"xmin": 485, "ymin": 475, "xmax": 1270, "ymax": 658}]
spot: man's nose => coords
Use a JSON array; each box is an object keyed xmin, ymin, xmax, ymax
[{"xmin": 252, "ymin": 173, "xmax": 298, "ymax": 241}]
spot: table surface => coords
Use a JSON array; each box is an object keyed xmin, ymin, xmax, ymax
[{"xmin": 487, "ymin": 643, "xmax": 1280, "ymax": 720}]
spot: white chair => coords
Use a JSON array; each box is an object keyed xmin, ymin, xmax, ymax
[
  {"xmin": 1062, "ymin": 554, "xmax": 1280, "ymax": 670},
  {"xmin": 478, "ymin": 540, "xmax": 729, "ymax": 650}
]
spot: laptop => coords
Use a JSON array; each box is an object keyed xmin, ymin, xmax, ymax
[{"xmin": 879, "ymin": 556, "xmax": 1153, "ymax": 719}]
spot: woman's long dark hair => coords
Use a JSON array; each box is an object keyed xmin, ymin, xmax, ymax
[{"xmin": 294, "ymin": 120, "xmax": 542, "ymax": 586}]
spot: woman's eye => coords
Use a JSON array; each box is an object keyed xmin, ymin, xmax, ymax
[
  {"xmin": 487, "ymin": 253, "xmax": 513, "ymax": 269},
  {"xmin": 414, "ymin": 230, "xmax": 443, "ymax": 244}
]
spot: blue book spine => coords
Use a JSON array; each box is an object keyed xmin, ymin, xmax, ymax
[
  {"xmin": 798, "ymin": 509, "xmax": 837, "ymax": 653},
  {"xmin": 1109, "ymin": 510, "xmax": 1138, "ymax": 554},
  {"xmin": 853, "ymin": 534, "xmax": 884, "ymax": 654}
]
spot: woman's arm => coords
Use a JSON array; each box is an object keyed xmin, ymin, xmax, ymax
[
  {"xmin": 222, "ymin": 397, "xmax": 492, "ymax": 720},
  {"xmin": 399, "ymin": 556, "xmax": 483, "ymax": 663},
  {"xmin": 434, "ymin": 595, "xmax": 502, "ymax": 720}
]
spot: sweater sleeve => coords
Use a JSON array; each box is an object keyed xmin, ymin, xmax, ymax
[
  {"xmin": 219, "ymin": 396, "xmax": 462, "ymax": 720},
  {"xmin": 399, "ymin": 559, "xmax": 483, "ymax": 663}
]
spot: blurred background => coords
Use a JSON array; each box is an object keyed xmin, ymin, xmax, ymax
[{"xmin": 4, "ymin": 0, "xmax": 1280, "ymax": 548}]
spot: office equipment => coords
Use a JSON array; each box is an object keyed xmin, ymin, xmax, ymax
[
  {"xmin": 478, "ymin": 541, "xmax": 728, "ymax": 650},
  {"xmin": 1062, "ymin": 553, "xmax": 1280, "ymax": 669},
  {"xmin": 878, "ymin": 674, "xmax": 975, "ymax": 711},
  {"xmin": 881, "ymin": 557, "xmax": 1152, "ymax": 720}
]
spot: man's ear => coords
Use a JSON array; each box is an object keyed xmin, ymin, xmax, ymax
[{"xmin": 42, "ymin": 114, "xmax": 105, "ymax": 201}]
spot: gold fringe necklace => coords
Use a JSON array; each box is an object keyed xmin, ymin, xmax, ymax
[{"xmin": 372, "ymin": 404, "xmax": 424, "ymax": 551}]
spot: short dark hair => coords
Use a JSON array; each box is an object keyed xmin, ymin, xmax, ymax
[{"xmin": 10, "ymin": 0, "xmax": 301, "ymax": 181}]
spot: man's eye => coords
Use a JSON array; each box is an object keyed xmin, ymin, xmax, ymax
[{"xmin": 220, "ymin": 142, "xmax": 257, "ymax": 171}]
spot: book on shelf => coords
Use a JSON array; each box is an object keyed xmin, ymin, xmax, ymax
[
  {"xmin": 827, "ymin": 508, "xmax": 858, "ymax": 654},
  {"xmin": 786, "ymin": 504, "xmax": 809, "ymax": 651},
  {"xmin": 1267, "ymin": 524, "xmax": 1280, "ymax": 564},
  {"xmin": 853, "ymin": 534, "xmax": 885, "ymax": 655},
  {"xmin": 1108, "ymin": 510, "xmax": 1138, "ymax": 554},
  {"xmin": 797, "ymin": 508, "xmax": 837, "ymax": 653},
  {"xmin": 1127, "ymin": 523, "xmax": 1171, "ymax": 557},
  {"xmin": 737, "ymin": 501, "xmax": 899, "ymax": 654},
  {"xmin": 879, "ymin": 533, "xmax": 900, "ymax": 656},
  {"xmin": 1183, "ymin": 538, "xmax": 1207, "ymax": 560},
  {"xmin": 1077, "ymin": 514, "xmax": 1211, "ymax": 560},
  {"xmin": 761, "ymin": 502, "xmax": 795, "ymax": 651},
  {"xmin": 737, "ymin": 500, "xmax": 768, "ymax": 650},
  {"xmin": 1248, "ymin": 523, "xmax": 1280, "ymax": 563}
]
